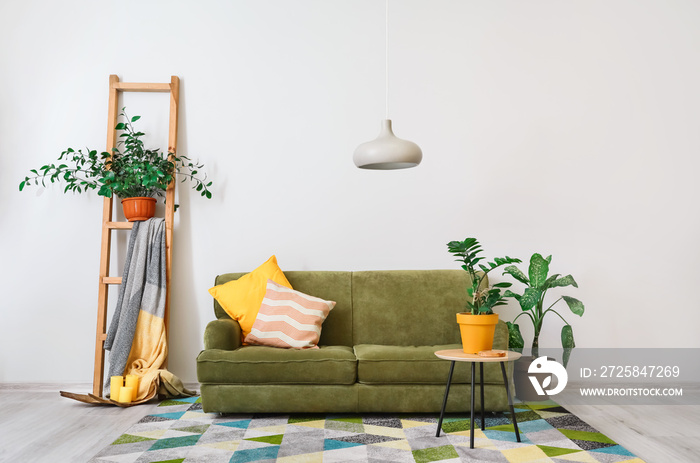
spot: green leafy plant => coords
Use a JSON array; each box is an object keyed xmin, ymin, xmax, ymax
[
  {"xmin": 19, "ymin": 108, "xmax": 212, "ymax": 202},
  {"xmin": 447, "ymin": 237, "xmax": 521, "ymax": 315},
  {"xmin": 503, "ymin": 253, "xmax": 584, "ymax": 363}
]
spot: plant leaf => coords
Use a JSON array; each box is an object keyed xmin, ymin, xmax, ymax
[
  {"xmin": 562, "ymin": 296, "xmax": 584, "ymax": 316},
  {"xmin": 503, "ymin": 265, "xmax": 529, "ymax": 284},
  {"xmin": 506, "ymin": 322, "xmax": 524, "ymax": 351},
  {"xmin": 550, "ymin": 275, "xmax": 578, "ymax": 289},
  {"xmin": 528, "ymin": 253, "xmax": 549, "ymax": 289},
  {"xmin": 542, "ymin": 273, "xmax": 561, "ymax": 290},
  {"xmin": 561, "ymin": 324, "xmax": 575, "ymax": 349},
  {"xmin": 563, "ymin": 347, "xmax": 573, "ymax": 368},
  {"xmin": 519, "ymin": 287, "xmax": 541, "ymax": 311}
]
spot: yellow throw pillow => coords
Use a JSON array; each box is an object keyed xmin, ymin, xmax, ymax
[{"xmin": 208, "ymin": 255, "xmax": 292, "ymax": 338}]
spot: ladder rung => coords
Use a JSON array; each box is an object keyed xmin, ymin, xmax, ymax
[
  {"xmin": 102, "ymin": 277, "xmax": 122, "ymax": 285},
  {"xmin": 114, "ymin": 82, "xmax": 171, "ymax": 92},
  {"xmin": 106, "ymin": 221, "xmax": 134, "ymax": 230}
]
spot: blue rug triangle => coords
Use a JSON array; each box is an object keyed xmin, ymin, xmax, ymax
[
  {"xmin": 150, "ymin": 411, "xmax": 186, "ymax": 420},
  {"xmin": 324, "ymin": 439, "xmax": 364, "ymax": 451},
  {"xmin": 217, "ymin": 419, "xmax": 251, "ymax": 429},
  {"xmin": 589, "ymin": 445, "xmax": 635, "ymax": 456},
  {"xmin": 230, "ymin": 445, "xmax": 280, "ymax": 463},
  {"xmin": 149, "ymin": 434, "xmax": 201, "ymax": 451},
  {"xmin": 172, "ymin": 396, "xmax": 200, "ymax": 403}
]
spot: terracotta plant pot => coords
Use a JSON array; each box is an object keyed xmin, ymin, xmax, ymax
[
  {"xmin": 121, "ymin": 197, "xmax": 156, "ymax": 222},
  {"xmin": 456, "ymin": 312, "xmax": 499, "ymax": 354}
]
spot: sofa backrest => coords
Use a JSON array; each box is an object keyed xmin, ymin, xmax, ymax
[
  {"xmin": 212, "ymin": 269, "xmax": 476, "ymax": 347},
  {"xmin": 351, "ymin": 270, "xmax": 470, "ymax": 346}
]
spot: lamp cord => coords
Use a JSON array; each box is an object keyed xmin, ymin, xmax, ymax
[{"xmin": 385, "ymin": 0, "xmax": 389, "ymax": 120}]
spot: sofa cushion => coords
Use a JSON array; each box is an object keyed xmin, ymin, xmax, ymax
[
  {"xmin": 196, "ymin": 345, "xmax": 356, "ymax": 385},
  {"xmin": 354, "ymin": 344, "xmax": 505, "ymax": 385}
]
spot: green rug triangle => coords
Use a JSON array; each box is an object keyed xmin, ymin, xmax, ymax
[
  {"xmin": 111, "ymin": 434, "xmax": 156, "ymax": 445},
  {"xmin": 487, "ymin": 424, "xmax": 515, "ymax": 432},
  {"xmin": 525, "ymin": 401, "xmax": 560, "ymax": 409},
  {"xmin": 442, "ymin": 416, "xmax": 469, "ymax": 422},
  {"xmin": 158, "ymin": 399, "xmax": 189, "ymax": 407},
  {"xmin": 558, "ymin": 428, "xmax": 616, "ymax": 444},
  {"xmin": 246, "ymin": 434, "xmax": 284, "ymax": 445},
  {"xmin": 440, "ymin": 419, "xmax": 471, "ymax": 432},
  {"xmin": 413, "ymin": 445, "xmax": 459, "ymax": 463},
  {"xmin": 289, "ymin": 415, "xmax": 324, "ymax": 424},
  {"xmin": 174, "ymin": 424, "xmax": 210, "ymax": 434},
  {"xmin": 513, "ymin": 410, "xmax": 542, "ymax": 422},
  {"xmin": 331, "ymin": 417, "xmax": 362, "ymax": 424},
  {"xmin": 153, "ymin": 459, "xmax": 185, "ymax": 463},
  {"xmin": 537, "ymin": 445, "xmax": 582, "ymax": 457}
]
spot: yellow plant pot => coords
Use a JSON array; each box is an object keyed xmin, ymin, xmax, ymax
[
  {"xmin": 121, "ymin": 197, "xmax": 156, "ymax": 222},
  {"xmin": 456, "ymin": 312, "xmax": 499, "ymax": 354}
]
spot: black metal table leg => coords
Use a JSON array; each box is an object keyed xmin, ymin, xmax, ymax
[
  {"xmin": 500, "ymin": 361, "xmax": 521, "ymax": 442},
  {"xmin": 470, "ymin": 361, "xmax": 475, "ymax": 448},
  {"xmin": 480, "ymin": 362, "xmax": 485, "ymax": 431},
  {"xmin": 436, "ymin": 361, "xmax": 456, "ymax": 437}
]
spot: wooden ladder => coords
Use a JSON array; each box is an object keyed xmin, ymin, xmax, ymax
[{"xmin": 92, "ymin": 75, "xmax": 179, "ymax": 397}]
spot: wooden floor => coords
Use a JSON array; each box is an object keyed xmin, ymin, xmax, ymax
[
  {"xmin": 1, "ymin": 384, "xmax": 699, "ymax": 462},
  {"xmin": 0, "ymin": 384, "xmax": 161, "ymax": 463},
  {"xmin": 557, "ymin": 386, "xmax": 700, "ymax": 463}
]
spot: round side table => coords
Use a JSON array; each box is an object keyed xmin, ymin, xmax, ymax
[{"xmin": 434, "ymin": 349, "xmax": 522, "ymax": 449}]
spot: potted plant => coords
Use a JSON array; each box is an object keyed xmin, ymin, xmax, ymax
[
  {"xmin": 19, "ymin": 108, "xmax": 212, "ymax": 221},
  {"xmin": 502, "ymin": 253, "xmax": 584, "ymax": 399},
  {"xmin": 447, "ymin": 237, "xmax": 521, "ymax": 353}
]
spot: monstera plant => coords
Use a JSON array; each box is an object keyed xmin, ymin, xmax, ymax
[{"xmin": 503, "ymin": 253, "xmax": 584, "ymax": 365}]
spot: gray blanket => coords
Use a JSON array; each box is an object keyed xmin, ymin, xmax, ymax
[{"xmin": 103, "ymin": 218, "xmax": 166, "ymax": 396}]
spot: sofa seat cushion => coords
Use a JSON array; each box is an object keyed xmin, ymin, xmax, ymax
[
  {"xmin": 197, "ymin": 345, "xmax": 357, "ymax": 385},
  {"xmin": 354, "ymin": 344, "xmax": 505, "ymax": 385}
]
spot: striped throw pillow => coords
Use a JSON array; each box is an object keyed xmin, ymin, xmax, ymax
[{"xmin": 244, "ymin": 280, "xmax": 336, "ymax": 349}]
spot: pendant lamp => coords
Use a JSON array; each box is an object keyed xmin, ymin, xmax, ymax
[{"xmin": 354, "ymin": 0, "xmax": 422, "ymax": 170}]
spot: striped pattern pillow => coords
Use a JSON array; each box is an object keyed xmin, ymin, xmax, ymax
[{"xmin": 244, "ymin": 280, "xmax": 336, "ymax": 349}]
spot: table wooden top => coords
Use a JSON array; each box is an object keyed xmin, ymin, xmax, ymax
[{"xmin": 434, "ymin": 349, "xmax": 522, "ymax": 363}]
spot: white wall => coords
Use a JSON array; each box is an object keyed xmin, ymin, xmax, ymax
[{"xmin": 2, "ymin": 0, "xmax": 699, "ymax": 384}]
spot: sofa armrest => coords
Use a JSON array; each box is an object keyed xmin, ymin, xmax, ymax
[{"xmin": 204, "ymin": 319, "xmax": 242, "ymax": 350}]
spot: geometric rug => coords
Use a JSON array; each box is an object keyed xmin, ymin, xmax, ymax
[{"xmin": 88, "ymin": 396, "xmax": 646, "ymax": 463}]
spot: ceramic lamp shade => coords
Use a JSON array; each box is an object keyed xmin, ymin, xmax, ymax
[{"xmin": 353, "ymin": 120, "xmax": 422, "ymax": 170}]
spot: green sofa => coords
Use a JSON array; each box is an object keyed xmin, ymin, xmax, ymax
[{"xmin": 197, "ymin": 269, "xmax": 511, "ymax": 414}]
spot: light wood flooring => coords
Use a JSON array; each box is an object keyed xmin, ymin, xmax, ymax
[
  {"xmin": 0, "ymin": 384, "xmax": 161, "ymax": 463},
  {"xmin": 1, "ymin": 383, "xmax": 699, "ymax": 462}
]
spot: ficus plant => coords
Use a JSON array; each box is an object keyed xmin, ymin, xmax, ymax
[
  {"xmin": 503, "ymin": 253, "xmax": 584, "ymax": 365},
  {"xmin": 19, "ymin": 108, "xmax": 212, "ymax": 203},
  {"xmin": 447, "ymin": 237, "xmax": 521, "ymax": 315}
]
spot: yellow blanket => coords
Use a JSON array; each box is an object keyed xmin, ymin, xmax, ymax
[
  {"xmin": 124, "ymin": 310, "xmax": 195, "ymax": 401},
  {"xmin": 104, "ymin": 218, "xmax": 194, "ymax": 401}
]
